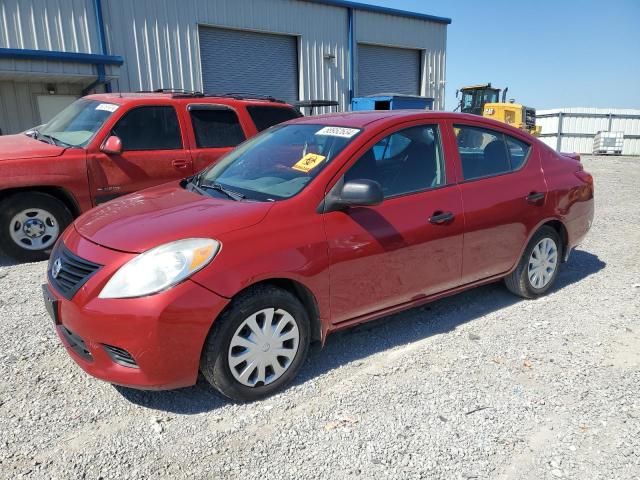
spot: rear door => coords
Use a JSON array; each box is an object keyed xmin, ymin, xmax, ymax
[
  {"xmin": 323, "ymin": 121, "xmax": 464, "ymax": 324},
  {"xmin": 451, "ymin": 121, "xmax": 547, "ymax": 283},
  {"xmin": 88, "ymin": 105, "xmax": 192, "ymax": 204},
  {"xmin": 186, "ymin": 104, "xmax": 249, "ymax": 173}
]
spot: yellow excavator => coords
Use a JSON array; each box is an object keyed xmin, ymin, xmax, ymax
[{"xmin": 455, "ymin": 83, "xmax": 541, "ymax": 135}]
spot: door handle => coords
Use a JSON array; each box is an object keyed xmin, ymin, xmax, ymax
[
  {"xmin": 172, "ymin": 159, "xmax": 190, "ymax": 169},
  {"xmin": 526, "ymin": 192, "xmax": 545, "ymax": 204},
  {"xmin": 429, "ymin": 211, "xmax": 455, "ymax": 225}
]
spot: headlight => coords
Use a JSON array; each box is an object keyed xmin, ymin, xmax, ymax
[{"xmin": 99, "ymin": 238, "xmax": 220, "ymax": 299}]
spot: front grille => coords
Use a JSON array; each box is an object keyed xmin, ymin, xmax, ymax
[
  {"xmin": 48, "ymin": 243, "xmax": 102, "ymax": 300},
  {"xmin": 102, "ymin": 344, "xmax": 138, "ymax": 368},
  {"xmin": 60, "ymin": 326, "xmax": 93, "ymax": 361}
]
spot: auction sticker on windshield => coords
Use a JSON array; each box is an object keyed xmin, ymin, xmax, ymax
[
  {"xmin": 95, "ymin": 103, "xmax": 119, "ymax": 113},
  {"xmin": 315, "ymin": 126, "xmax": 360, "ymax": 138},
  {"xmin": 292, "ymin": 153, "xmax": 326, "ymax": 173}
]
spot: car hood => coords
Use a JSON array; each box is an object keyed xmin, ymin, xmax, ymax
[
  {"xmin": 0, "ymin": 134, "xmax": 66, "ymax": 161},
  {"xmin": 74, "ymin": 183, "xmax": 274, "ymax": 253}
]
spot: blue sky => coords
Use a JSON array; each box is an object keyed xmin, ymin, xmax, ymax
[{"xmin": 364, "ymin": 0, "xmax": 640, "ymax": 110}]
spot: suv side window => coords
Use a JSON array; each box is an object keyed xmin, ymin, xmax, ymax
[
  {"xmin": 344, "ymin": 125, "xmax": 445, "ymax": 198},
  {"xmin": 454, "ymin": 125, "xmax": 531, "ymax": 180},
  {"xmin": 189, "ymin": 107, "xmax": 246, "ymax": 148},
  {"xmin": 247, "ymin": 106, "xmax": 301, "ymax": 132},
  {"xmin": 112, "ymin": 106, "xmax": 182, "ymax": 151}
]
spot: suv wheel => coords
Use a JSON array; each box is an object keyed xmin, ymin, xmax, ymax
[
  {"xmin": 0, "ymin": 192, "xmax": 73, "ymax": 262},
  {"xmin": 200, "ymin": 285, "xmax": 310, "ymax": 402},
  {"xmin": 505, "ymin": 226, "xmax": 562, "ymax": 298}
]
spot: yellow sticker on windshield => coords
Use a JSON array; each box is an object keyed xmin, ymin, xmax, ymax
[{"xmin": 292, "ymin": 153, "xmax": 326, "ymax": 173}]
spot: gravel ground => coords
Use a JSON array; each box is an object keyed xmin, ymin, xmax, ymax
[{"xmin": 0, "ymin": 155, "xmax": 638, "ymax": 480}]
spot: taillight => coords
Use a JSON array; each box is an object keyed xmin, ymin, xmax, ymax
[
  {"xmin": 575, "ymin": 169, "xmax": 593, "ymax": 185},
  {"xmin": 575, "ymin": 170, "xmax": 594, "ymax": 200}
]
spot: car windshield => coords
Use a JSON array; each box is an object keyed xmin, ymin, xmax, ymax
[
  {"xmin": 37, "ymin": 99, "xmax": 118, "ymax": 147},
  {"xmin": 198, "ymin": 124, "xmax": 361, "ymax": 201}
]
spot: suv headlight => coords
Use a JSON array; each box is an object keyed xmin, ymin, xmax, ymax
[{"xmin": 99, "ymin": 238, "xmax": 220, "ymax": 299}]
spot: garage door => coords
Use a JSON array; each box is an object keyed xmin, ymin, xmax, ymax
[
  {"xmin": 357, "ymin": 44, "xmax": 421, "ymax": 97},
  {"xmin": 199, "ymin": 27, "xmax": 299, "ymax": 103}
]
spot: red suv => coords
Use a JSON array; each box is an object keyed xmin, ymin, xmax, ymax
[
  {"xmin": 43, "ymin": 111, "xmax": 594, "ymax": 402},
  {"xmin": 0, "ymin": 91, "xmax": 300, "ymax": 261}
]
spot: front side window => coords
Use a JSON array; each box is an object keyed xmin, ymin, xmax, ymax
[
  {"xmin": 247, "ymin": 106, "xmax": 301, "ymax": 132},
  {"xmin": 112, "ymin": 106, "xmax": 182, "ymax": 151},
  {"xmin": 454, "ymin": 125, "xmax": 531, "ymax": 180},
  {"xmin": 200, "ymin": 124, "xmax": 360, "ymax": 201},
  {"xmin": 189, "ymin": 107, "xmax": 245, "ymax": 148},
  {"xmin": 37, "ymin": 99, "xmax": 117, "ymax": 147},
  {"xmin": 344, "ymin": 125, "xmax": 445, "ymax": 198}
]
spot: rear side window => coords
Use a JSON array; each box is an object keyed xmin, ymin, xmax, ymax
[
  {"xmin": 247, "ymin": 106, "xmax": 301, "ymax": 132},
  {"xmin": 454, "ymin": 125, "xmax": 530, "ymax": 180},
  {"xmin": 505, "ymin": 136, "xmax": 530, "ymax": 170},
  {"xmin": 189, "ymin": 107, "xmax": 246, "ymax": 148},
  {"xmin": 112, "ymin": 106, "xmax": 182, "ymax": 151}
]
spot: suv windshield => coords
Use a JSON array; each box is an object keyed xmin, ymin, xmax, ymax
[
  {"xmin": 199, "ymin": 124, "xmax": 361, "ymax": 201},
  {"xmin": 37, "ymin": 99, "xmax": 118, "ymax": 147}
]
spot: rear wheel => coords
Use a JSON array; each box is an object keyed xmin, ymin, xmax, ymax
[
  {"xmin": 505, "ymin": 226, "xmax": 561, "ymax": 298},
  {"xmin": 200, "ymin": 285, "xmax": 310, "ymax": 402},
  {"xmin": 0, "ymin": 192, "xmax": 73, "ymax": 262}
]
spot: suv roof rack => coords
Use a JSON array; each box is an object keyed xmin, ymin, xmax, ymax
[
  {"xmin": 135, "ymin": 88, "xmax": 287, "ymax": 103},
  {"xmin": 136, "ymin": 88, "xmax": 204, "ymax": 97},
  {"xmin": 215, "ymin": 93, "xmax": 286, "ymax": 103}
]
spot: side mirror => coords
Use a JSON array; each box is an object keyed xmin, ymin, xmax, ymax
[
  {"xmin": 323, "ymin": 179, "xmax": 383, "ymax": 212},
  {"xmin": 101, "ymin": 135, "xmax": 122, "ymax": 155}
]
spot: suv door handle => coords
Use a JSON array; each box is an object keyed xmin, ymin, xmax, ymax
[
  {"xmin": 172, "ymin": 159, "xmax": 190, "ymax": 169},
  {"xmin": 526, "ymin": 192, "xmax": 545, "ymax": 204},
  {"xmin": 429, "ymin": 211, "xmax": 455, "ymax": 225}
]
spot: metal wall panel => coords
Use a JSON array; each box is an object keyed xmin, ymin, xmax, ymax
[
  {"xmin": 0, "ymin": 0, "xmax": 99, "ymax": 52},
  {"xmin": 537, "ymin": 108, "xmax": 640, "ymax": 155},
  {"xmin": 199, "ymin": 27, "xmax": 298, "ymax": 103},
  {"xmin": 357, "ymin": 44, "xmax": 420, "ymax": 96},
  {"xmin": 100, "ymin": 0, "xmax": 448, "ymax": 111},
  {"xmin": 101, "ymin": 0, "xmax": 351, "ymax": 113},
  {"xmin": 354, "ymin": 9, "xmax": 447, "ymax": 109}
]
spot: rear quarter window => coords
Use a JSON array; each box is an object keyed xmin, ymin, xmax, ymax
[{"xmin": 247, "ymin": 106, "xmax": 301, "ymax": 132}]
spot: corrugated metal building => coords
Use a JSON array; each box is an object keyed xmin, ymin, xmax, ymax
[
  {"xmin": 0, "ymin": 0, "xmax": 450, "ymax": 134},
  {"xmin": 537, "ymin": 108, "xmax": 640, "ymax": 156}
]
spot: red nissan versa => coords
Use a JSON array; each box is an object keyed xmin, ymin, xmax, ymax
[{"xmin": 43, "ymin": 111, "xmax": 594, "ymax": 402}]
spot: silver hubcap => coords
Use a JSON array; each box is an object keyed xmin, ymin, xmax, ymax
[
  {"xmin": 9, "ymin": 208, "xmax": 59, "ymax": 251},
  {"xmin": 528, "ymin": 237, "xmax": 558, "ymax": 289},
  {"xmin": 228, "ymin": 308, "xmax": 300, "ymax": 387}
]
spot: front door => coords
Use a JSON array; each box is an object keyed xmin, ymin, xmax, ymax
[
  {"xmin": 88, "ymin": 105, "xmax": 192, "ymax": 204},
  {"xmin": 323, "ymin": 123, "xmax": 464, "ymax": 324},
  {"xmin": 452, "ymin": 122, "xmax": 548, "ymax": 284}
]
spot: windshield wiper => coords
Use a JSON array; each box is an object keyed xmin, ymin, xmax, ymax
[
  {"xmin": 40, "ymin": 133, "xmax": 74, "ymax": 147},
  {"xmin": 199, "ymin": 182, "xmax": 246, "ymax": 201}
]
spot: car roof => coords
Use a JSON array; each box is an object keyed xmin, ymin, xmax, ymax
[
  {"xmin": 290, "ymin": 110, "xmax": 509, "ymax": 129},
  {"xmin": 83, "ymin": 92, "xmax": 295, "ymax": 107}
]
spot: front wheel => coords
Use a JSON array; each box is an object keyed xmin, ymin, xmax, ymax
[
  {"xmin": 200, "ymin": 285, "xmax": 310, "ymax": 402},
  {"xmin": 0, "ymin": 192, "xmax": 73, "ymax": 262},
  {"xmin": 505, "ymin": 226, "xmax": 562, "ymax": 298}
]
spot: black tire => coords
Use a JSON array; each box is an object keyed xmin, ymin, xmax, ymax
[
  {"xmin": 505, "ymin": 226, "xmax": 562, "ymax": 299},
  {"xmin": 0, "ymin": 192, "xmax": 73, "ymax": 262},
  {"xmin": 200, "ymin": 285, "xmax": 311, "ymax": 402}
]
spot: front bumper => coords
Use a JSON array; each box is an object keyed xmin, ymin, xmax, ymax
[{"xmin": 44, "ymin": 230, "xmax": 229, "ymax": 390}]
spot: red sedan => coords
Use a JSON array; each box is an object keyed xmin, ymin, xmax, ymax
[{"xmin": 43, "ymin": 111, "xmax": 594, "ymax": 402}]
